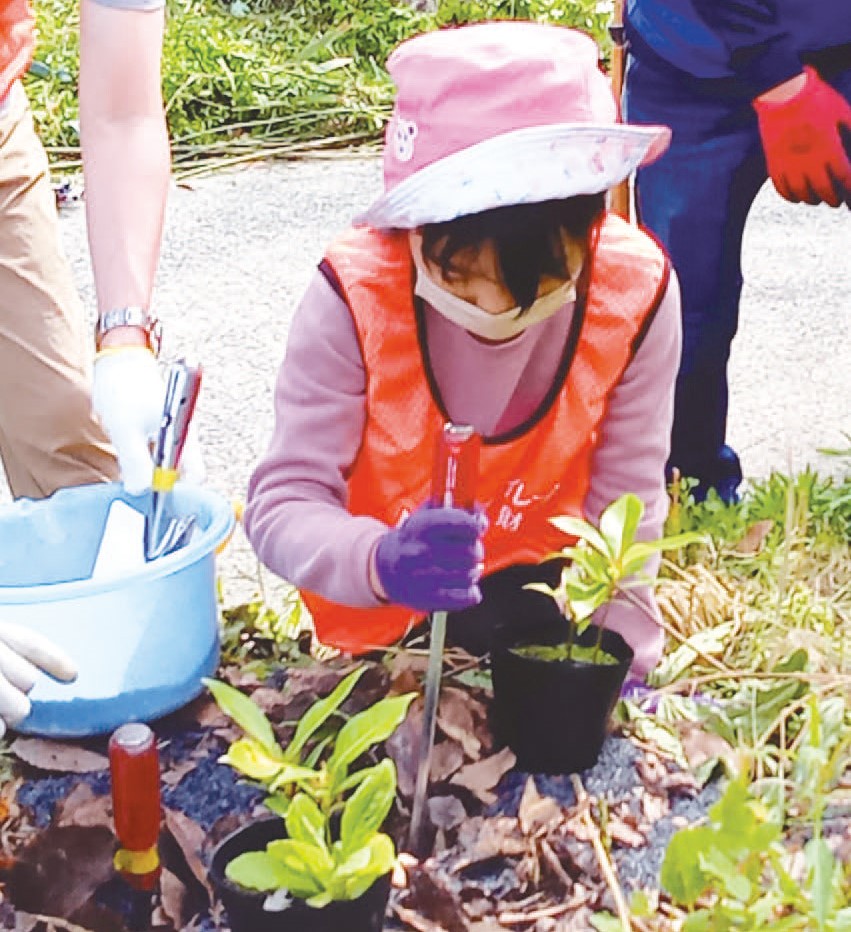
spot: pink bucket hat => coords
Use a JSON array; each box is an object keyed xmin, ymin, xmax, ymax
[{"xmin": 355, "ymin": 21, "xmax": 671, "ymax": 229}]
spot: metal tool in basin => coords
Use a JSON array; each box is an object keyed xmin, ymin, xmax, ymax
[
  {"xmin": 144, "ymin": 359, "xmax": 202, "ymax": 561},
  {"xmin": 408, "ymin": 422, "xmax": 481, "ymax": 857}
]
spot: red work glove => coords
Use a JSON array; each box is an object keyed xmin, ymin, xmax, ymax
[{"xmin": 754, "ymin": 66, "xmax": 851, "ymax": 208}]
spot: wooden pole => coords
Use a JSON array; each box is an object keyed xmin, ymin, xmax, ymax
[{"xmin": 609, "ymin": 0, "xmax": 632, "ymax": 221}]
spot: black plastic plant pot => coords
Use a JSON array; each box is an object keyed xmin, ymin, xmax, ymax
[
  {"xmin": 208, "ymin": 818, "xmax": 392, "ymax": 932},
  {"xmin": 490, "ymin": 623, "xmax": 634, "ymax": 775}
]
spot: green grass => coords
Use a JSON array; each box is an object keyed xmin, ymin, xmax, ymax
[{"xmin": 27, "ymin": 0, "xmax": 611, "ymax": 173}]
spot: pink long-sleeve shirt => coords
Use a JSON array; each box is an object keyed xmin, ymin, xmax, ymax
[{"xmin": 246, "ymin": 262, "xmax": 682, "ymax": 674}]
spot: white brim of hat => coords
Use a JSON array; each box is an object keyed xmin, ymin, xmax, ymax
[{"xmin": 355, "ymin": 122, "xmax": 671, "ymax": 229}]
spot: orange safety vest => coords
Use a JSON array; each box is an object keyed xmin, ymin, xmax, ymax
[
  {"xmin": 303, "ymin": 213, "xmax": 670, "ymax": 654},
  {"xmin": 0, "ymin": 0, "xmax": 33, "ymax": 102}
]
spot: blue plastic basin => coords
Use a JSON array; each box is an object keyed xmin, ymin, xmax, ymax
[{"xmin": 0, "ymin": 482, "xmax": 233, "ymax": 737}]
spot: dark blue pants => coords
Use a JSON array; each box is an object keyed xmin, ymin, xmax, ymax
[{"xmin": 626, "ymin": 51, "xmax": 851, "ymax": 502}]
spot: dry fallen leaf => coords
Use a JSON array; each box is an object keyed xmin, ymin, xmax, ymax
[
  {"xmin": 607, "ymin": 818, "xmax": 646, "ymax": 848},
  {"xmin": 3, "ymin": 825, "xmax": 116, "ymax": 918},
  {"xmin": 394, "ymin": 904, "xmax": 452, "ymax": 932},
  {"xmin": 675, "ymin": 719, "xmax": 737, "ymax": 774},
  {"xmin": 403, "ymin": 862, "xmax": 470, "ymax": 932},
  {"xmin": 393, "ymin": 852, "xmax": 415, "ymax": 889},
  {"xmin": 219, "ymin": 666, "xmax": 264, "ymax": 690},
  {"xmin": 346, "ymin": 663, "xmax": 393, "ymax": 713},
  {"xmin": 389, "ymin": 668, "xmax": 421, "ymax": 697},
  {"xmin": 659, "ymin": 770, "xmax": 701, "ymax": 796},
  {"xmin": 166, "ymin": 694, "xmax": 225, "ymax": 732},
  {"xmin": 388, "ymin": 652, "xmax": 429, "ymax": 695},
  {"xmin": 186, "ymin": 696, "xmax": 230, "ymax": 730},
  {"xmin": 429, "ymin": 740, "xmax": 465, "ymax": 784},
  {"xmin": 282, "ymin": 665, "xmax": 353, "ymax": 708},
  {"xmin": 386, "ymin": 701, "xmax": 423, "ymax": 800},
  {"xmin": 456, "ymin": 816, "xmax": 528, "ymax": 865},
  {"xmin": 635, "ymin": 752, "xmax": 668, "ymax": 790},
  {"xmin": 518, "ymin": 778, "xmax": 563, "ymax": 838},
  {"xmin": 735, "ymin": 519, "xmax": 774, "ymax": 554},
  {"xmin": 248, "ymin": 687, "xmax": 287, "ymax": 720},
  {"xmin": 550, "ymin": 828, "xmax": 598, "ymax": 879},
  {"xmin": 427, "ymin": 796, "xmax": 467, "ymax": 833},
  {"xmin": 641, "ymin": 791, "xmax": 670, "ymax": 824},
  {"xmin": 206, "ymin": 812, "xmax": 249, "ymax": 853},
  {"xmin": 389, "ymin": 651, "xmax": 430, "ymax": 677},
  {"xmin": 11, "ymin": 739, "xmax": 109, "ymax": 775},
  {"xmin": 15, "ymin": 907, "xmax": 120, "ymax": 932},
  {"xmin": 211, "ymin": 727, "xmax": 243, "ymax": 752},
  {"xmin": 161, "ymin": 759, "xmax": 198, "ymax": 788},
  {"xmin": 54, "ymin": 785, "xmax": 113, "ymax": 831},
  {"xmin": 159, "ymin": 868, "xmax": 188, "ymax": 928},
  {"xmin": 438, "ymin": 689, "xmax": 483, "ymax": 759},
  {"xmin": 450, "ymin": 748, "xmax": 516, "ymax": 805},
  {"xmin": 164, "ymin": 808, "xmax": 212, "ymax": 898}
]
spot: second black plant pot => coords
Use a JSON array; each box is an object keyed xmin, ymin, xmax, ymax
[
  {"xmin": 208, "ymin": 818, "xmax": 391, "ymax": 932},
  {"xmin": 490, "ymin": 622, "xmax": 634, "ymax": 775}
]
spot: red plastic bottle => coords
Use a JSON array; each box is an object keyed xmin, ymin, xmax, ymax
[{"xmin": 109, "ymin": 722, "xmax": 162, "ymax": 887}]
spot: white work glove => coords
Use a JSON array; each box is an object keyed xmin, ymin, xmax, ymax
[
  {"xmin": 0, "ymin": 623, "xmax": 78, "ymax": 738},
  {"xmin": 92, "ymin": 347, "xmax": 205, "ymax": 495}
]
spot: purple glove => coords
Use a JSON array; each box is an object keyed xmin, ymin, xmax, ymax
[{"xmin": 374, "ymin": 505, "xmax": 486, "ymax": 612}]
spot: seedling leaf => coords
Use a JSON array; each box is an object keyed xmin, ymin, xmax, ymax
[
  {"xmin": 204, "ymin": 678, "xmax": 278, "ymax": 755},
  {"xmin": 286, "ymin": 667, "xmax": 366, "ymax": 763},
  {"xmin": 225, "ymin": 850, "xmax": 304, "ymax": 894},
  {"xmin": 285, "ymin": 793, "xmax": 327, "ymax": 852},
  {"xmin": 219, "ymin": 738, "xmax": 283, "ymax": 782},
  {"xmin": 340, "ymin": 758, "xmax": 396, "ymax": 856},
  {"xmin": 805, "ymin": 837, "xmax": 836, "ymax": 930},
  {"xmin": 599, "ymin": 492, "xmax": 644, "ymax": 559},
  {"xmin": 549, "ymin": 514, "xmax": 611, "ymax": 556},
  {"xmin": 267, "ymin": 838, "xmax": 334, "ymax": 888},
  {"xmin": 327, "ymin": 693, "xmax": 415, "ymax": 785},
  {"xmin": 660, "ymin": 825, "xmax": 714, "ymax": 907}
]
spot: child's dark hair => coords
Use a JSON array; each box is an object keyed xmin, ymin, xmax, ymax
[{"xmin": 420, "ymin": 194, "xmax": 606, "ymax": 311}]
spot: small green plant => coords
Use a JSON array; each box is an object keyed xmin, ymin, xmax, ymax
[
  {"xmin": 655, "ymin": 697, "xmax": 851, "ymax": 931},
  {"xmin": 205, "ymin": 668, "xmax": 414, "ymax": 817},
  {"xmin": 205, "ymin": 669, "xmax": 415, "ymax": 905},
  {"xmin": 219, "ymin": 593, "xmax": 307, "ymax": 672},
  {"xmin": 524, "ymin": 493, "xmax": 702, "ymax": 665},
  {"xmin": 665, "ymin": 467, "xmax": 851, "ymax": 549},
  {"xmin": 225, "ymin": 763, "xmax": 398, "ymax": 906}
]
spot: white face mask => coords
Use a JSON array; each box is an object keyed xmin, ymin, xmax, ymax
[{"xmin": 412, "ymin": 251, "xmax": 577, "ymax": 342}]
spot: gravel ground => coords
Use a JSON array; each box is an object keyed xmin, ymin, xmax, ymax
[
  {"xmin": 4, "ymin": 156, "xmax": 849, "ymax": 605},
  {"xmin": 492, "ymin": 736, "xmax": 722, "ymax": 893}
]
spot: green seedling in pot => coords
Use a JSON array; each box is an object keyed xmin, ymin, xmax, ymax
[
  {"xmin": 224, "ymin": 761, "xmax": 399, "ymax": 906},
  {"xmin": 520, "ymin": 492, "xmax": 703, "ymax": 665},
  {"xmin": 205, "ymin": 670, "xmax": 415, "ymax": 909}
]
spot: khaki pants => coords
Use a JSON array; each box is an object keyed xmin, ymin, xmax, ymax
[{"xmin": 0, "ymin": 82, "xmax": 117, "ymax": 499}]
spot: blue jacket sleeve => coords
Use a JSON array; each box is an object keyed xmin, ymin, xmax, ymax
[{"xmin": 692, "ymin": 0, "xmax": 803, "ymax": 94}]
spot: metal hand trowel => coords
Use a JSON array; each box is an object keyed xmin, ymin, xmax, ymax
[
  {"xmin": 408, "ymin": 422, "xmax": 481, "ymax": 857},
  {"xmin": 144, "ymin": 359, "xmax": 202, "ymax": 562}
]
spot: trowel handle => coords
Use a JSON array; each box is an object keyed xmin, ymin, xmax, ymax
[
  {"xmin": 430, "ymin": 423, "xmax": 481, "ymax": 510},
  {"xmin": 109, "ymin": 723, "xmax": 161, "ymax": 855},
  {"xmin": 153, "ymin": 359, "xmax": 202, "ymax": 471}
]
